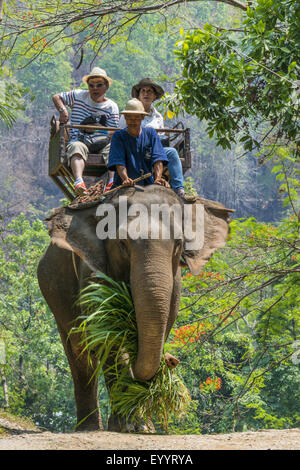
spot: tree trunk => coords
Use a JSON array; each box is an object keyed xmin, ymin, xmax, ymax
[
  {"xmin": 0, "ymin": 1, "xmax": 3, "ymax": 22},
  {"xmin": 19, "ymin": 355, "xmax": 27, "ymax": 386},
  {"xmin": 0, "ymin": 366, "xmax": 9, "ymax": 408}
]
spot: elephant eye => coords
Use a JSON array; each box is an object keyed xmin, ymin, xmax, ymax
[{"xmin": 119, "ymin": 240, "xmax": 129, "ymax": 254}]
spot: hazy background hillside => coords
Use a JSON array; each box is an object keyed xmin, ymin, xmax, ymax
[
  {"xmin": 0, "ymin": 2, "xmax": 283, "ymax": 223},
  {"xmin": 0, "ymin": 0, "xmax": 298, "ymax": 434}
]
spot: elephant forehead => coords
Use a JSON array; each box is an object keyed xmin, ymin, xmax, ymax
[{"xmin": 118, "ymin": 209, "xmax": 183, "ymax": 241}]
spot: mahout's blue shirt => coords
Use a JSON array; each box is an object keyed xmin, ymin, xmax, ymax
[{"xmin": 108, "ymin": 127, "xmax": 168, "ymax": 186}]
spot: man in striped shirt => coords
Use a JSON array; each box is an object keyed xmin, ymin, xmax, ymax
[{"xmin": 52, "ymin": 67, "xmax": 119, "ymax": 195}]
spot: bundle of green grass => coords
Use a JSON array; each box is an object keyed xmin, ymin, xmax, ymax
[{"xmin": 72, "ymin": 272, "xmax": 190, "ymax": 431}]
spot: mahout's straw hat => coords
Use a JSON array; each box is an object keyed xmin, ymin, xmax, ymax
[{"xmin": 120, "ymin": 98, "xmax": 149, "ymax": 115}]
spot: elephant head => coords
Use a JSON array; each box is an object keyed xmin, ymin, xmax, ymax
[{"xmin": 45, "ymin": 185, "xmax": 233, "ymax": 381}]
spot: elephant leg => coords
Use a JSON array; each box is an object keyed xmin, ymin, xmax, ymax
[
  {"xmin": 102, "ymin": 351, "xmax": 155, "ymax": 433},
  {"xmin": 38, "ymin": 246, "xmax": 103, "ymax": 431},
  {"xmin": 102, "ymin": 349, "xmax": 130, "ymax": 432},
  {"xmin": 58, "ymin": 326, "xmax": 103, "ymax": 432}
]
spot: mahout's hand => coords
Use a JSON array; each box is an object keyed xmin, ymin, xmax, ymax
[
  {"xmin": 154, "ymin": 177, "xmax": 170, "ymax": 188},
  {"xmin": 122, "ymin": 177, "xmax": 135, "ymax": 187}
]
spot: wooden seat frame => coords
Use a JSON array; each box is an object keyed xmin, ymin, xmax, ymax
[{"xmin": 48, "ymin": 116, "xmax": 192, "ymax": 201}]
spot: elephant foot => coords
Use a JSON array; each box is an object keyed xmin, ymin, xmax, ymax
[
  {"xmin": 164, "ymin": 352, "xmax": 180, "ymax": 369},
  {"xmin": 108, "ymin": 414, "xmax": 155, "ymax": 434},
  {"xmin": 75, "ymin": 412, "xmax": 103, "ymax": 432},
  {"xmin": 107, "ymin": 414, "xmax": 133, "ymax": 433},
  {"xmin": 136, "ymin": 418, "xmax": 156, "ymax": 434}
]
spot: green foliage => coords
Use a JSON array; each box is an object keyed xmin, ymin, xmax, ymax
[
  {"xmin": 165, "ymin": 169, "xmax": 299, "ymax": 432},
  {"xmin": 0, "ymin": 0, "xmax": 240, "ymax": 67},
  {"xmin": 0, "ymin": 102, "xmax": 16, "ymax": 128},
  {"xmin": 72, "ymin": 273, "xmax": 138, "ymax": 379},
  {"xmin": 15, "ymin": 49, "xmax": 73, "ymax": 114},
  {"xmin": 184, "ymin": 177, "xmax": 198, "ymax": 197},
  {"xmin": 163, "ymin": 0, "xmax": 300, "ymax": 157},
  {"xmin": 0, "ymin": 68, "xmax": 29, "ymax": 125},
  {"xmin": 270, "ymin": 147, "xmax": 300, "ymax": 212},
  {"xmin": 72, "ymin": 272, "xmax": 190, "ymax": 431},
  {"xmin": 110, "ymin": 363, "xmax": 190, "ymax": 432},
  {"xmin": 0, "ymin": 214, "xmax": 76, "ymax": 431},
  {"xmin": 0, "ymin": 0, "xmax": 299, "ymax": 435}
]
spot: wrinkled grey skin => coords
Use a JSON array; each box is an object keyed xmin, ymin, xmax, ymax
[{"xmin": 37, "ymin": 185, "xmax": 232, "ymax": 432}]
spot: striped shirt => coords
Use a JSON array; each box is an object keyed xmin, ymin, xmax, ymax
[{"xmin": 59, "ymin": 89, "xmax": 119, "ymax": 142}]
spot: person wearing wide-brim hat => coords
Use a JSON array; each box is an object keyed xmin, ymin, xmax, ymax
[
  {"xmin": 52, "ymin": 67, "xmax": 119, "ymax": 195},
  {"xmin": 107, "ymin": 98, "xmax": 170, "ymax": 189},
  {"xmin": 119, "ymin": 78, "xmax": 185, "ymax": 198},
  {"xmin": 131, "ymin": 78, "xmax": 165, "ymax": 101}
]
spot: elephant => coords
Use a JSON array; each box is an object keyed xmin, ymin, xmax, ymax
[{"xmin": 37, "ymin": 184, "xmax": 233, "ymax": 432}]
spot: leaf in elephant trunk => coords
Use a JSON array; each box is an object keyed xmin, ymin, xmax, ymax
[{"xmin": 70, "ymin": 271, "xmax": 191, "ymax": 430}]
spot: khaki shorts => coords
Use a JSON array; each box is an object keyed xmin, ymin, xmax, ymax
[{"xmin": 66, "ymin": 141, "xmax": 111, "ymax": 165}]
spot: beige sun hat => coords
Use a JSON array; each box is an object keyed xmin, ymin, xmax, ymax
[
  {"xmin": 82, "ymin": 67, "xmax": 112, "ymax": 87},
  {"xmin": 120, "ymin": 98, "xmax": 150, "ymax": 115}
]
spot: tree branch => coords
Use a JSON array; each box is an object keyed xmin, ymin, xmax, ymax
[
  {"xmin": 0, "ymin": 0, "xmax": 3, "ymax": 22},
  {"xmin": 0, "ymin": 0, "xmax": 248, "ymax": 66}
]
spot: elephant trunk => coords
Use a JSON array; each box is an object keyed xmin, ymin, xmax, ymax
[{"xmin": 130, "ymin": 244, "xmax": 173, "ymax": 381}]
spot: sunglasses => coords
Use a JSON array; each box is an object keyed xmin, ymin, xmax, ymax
[{"xmin": 88, "ymin": 82, "xmax": 106, "ymax": 88}]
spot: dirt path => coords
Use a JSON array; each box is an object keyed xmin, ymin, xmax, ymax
[{"xmin": 0, "ymin": 420, "xmax": 299, "ymax": 450}]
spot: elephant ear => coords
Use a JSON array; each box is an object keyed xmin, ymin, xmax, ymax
[
  {"xmin": 46, "ymin": 208, "xmax": 74, "ymax": 252},
  {"xmin": 182, "ymin": 197, "xmax": 234, "ymax": 275},
  {"xmin": 45, "ymin": 206, "xmax": 107, "ymax": 273}
]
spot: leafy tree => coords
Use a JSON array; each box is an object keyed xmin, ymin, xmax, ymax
[
  {"xmin": 0, "ymin": 102, "xmax": 15, "ymax": 128},
  {"xmin": 15, "ymin": 48, "xmax": 74, "ymax": 115},
  {"xmin": 0, "ymin": 67, "xmax": 29, "ymax": 127},
  {"xmin": 163, "ymin": 0, "xmax": 300, "ymax": 158},
  {"xmin": 0, "ymin": 0, "xmax": 247, "ymax": 67},
  {"xmin": 166, "ymin": 160, "xmax": 299, "ymax": 433},
  {"xmin": 0, "ymin": 214, "xmax": 76, "ymax": 431},
  {"xmin": 0, "ymin": 1, "xmax": 299, "ymax": 434}
]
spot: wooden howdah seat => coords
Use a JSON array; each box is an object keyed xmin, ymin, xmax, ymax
[{"xmin": 49, "ymin": 116, "xmax": 192, "ymax": 201}]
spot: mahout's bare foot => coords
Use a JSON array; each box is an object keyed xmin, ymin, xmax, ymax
[{"xmin": 164, "ymin": 352, "xmax": 180, "ymax": 369}]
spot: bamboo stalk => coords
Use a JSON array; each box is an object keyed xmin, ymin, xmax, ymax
[
  {"xmin": 103, "ymin": 172, "xmax": 152, "ymax": 195},
  {"xmin": 58, "ymin": 169, "xmax": 75, "ymax": 194}
]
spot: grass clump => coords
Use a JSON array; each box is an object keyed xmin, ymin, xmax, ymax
[
  {"xmin": 0, "ymin": 409, "xmax": 39, "ymax": 432},
  {"xmin": 72, "ymin": 272, "xmax": 190, "ymax": 431}
]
